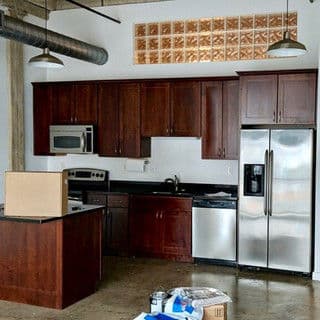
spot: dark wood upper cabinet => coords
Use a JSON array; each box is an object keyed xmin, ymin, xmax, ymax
[
  {"xmin": 141, "ymin": 82, "xmax": 170, "ymax": 137},
  {"xmin": 52, "ymin": 83, "xmax": 74, "ymax": 124},
  {"xmin": 52, "ymin": 83, "xmax": 97, "ymax": 125},
  {"xmin": 201, "ymin": 81, "xmax": 223, "ymax": 159},
  {"xmin": 141, "ymin": 80, "xmax": 201, "ymax": 137},
  {"xmin": 278, "ymin": 73, "xmax": 316, "ymax": 125},
  {"xmin": 240, "ymin": 72, "xmax": 316, "ymax": 125},
  {"xmin": 98, "ymin": 83, "xmax": 119, "ymax": 156},
  {"xmin": 171, "ymin": 81, "xmax": 201, "ymax": 137},
  {"xmin": 223, "ymin": 80, "xmax": 240, "ymax": 159},
  {"xmin": 240, "ymin": 75, "xmax": 277, "ymax": 125},
  {"xmin": 33, "ymin": 84, "xmax": 53, "ymax": 155},
  {"xmin": 74, "ymin": 84, "xmax": 98, "ymax": 124},
  {"xmin": 98, "ymin": 82, "xmax": 150, "ymax": 158},
  {"xmin": 201, "ymin": 80, "xmax": 239, "ymax": 160},
  {"xmin": 119, "ymin": 83, "xmax": 142, "ymax": 157}
]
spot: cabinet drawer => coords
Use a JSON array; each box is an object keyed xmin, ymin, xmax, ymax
[
  {"xmin": 107, "ymin": 194, "xmax": 129, "ymax": 208},
  {"xmin": 86, "ymin": 192, "xmax": 107, "ymax": 205}
]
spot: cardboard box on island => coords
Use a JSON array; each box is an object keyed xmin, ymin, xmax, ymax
[
  {"xmin": 4, "ymin": 171, "xmax": 68, "ymax": 217},
  {"xmin": 203, "ymin": 303, "xmax": 227, "ymax": 320}
]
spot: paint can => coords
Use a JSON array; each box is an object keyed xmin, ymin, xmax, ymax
[{"xmin": 150, "ymin": 291, "xmax": 169, "ymax": 313}]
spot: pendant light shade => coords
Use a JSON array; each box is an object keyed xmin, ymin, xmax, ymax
[
  {"xmin": 28, "ymin": 0, "xmax": 64, "ymax": 68},
  {"xmin": 267, "ymin": 31, "xmax": 307, "ymax": 57},
  {"xmin": 266, "ymin": 0, "xmax": 307, "ymax": 57},
  {"xmin": 29, "ymin": 48, "xmax": 64, "ymax": 68}
]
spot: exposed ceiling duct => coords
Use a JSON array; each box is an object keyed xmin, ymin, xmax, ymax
[{"xmin": 0, "ymin": 10, "xmax": 108, "ymax": 65}]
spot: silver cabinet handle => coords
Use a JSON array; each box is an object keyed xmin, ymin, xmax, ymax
[
  {"xmin": 273, "ymin": 111, "xmax": 276, "ymax": 122},
  {"xmin": 264, "ymin": 150, "xmax": 269, "ymax": 216},
  {"xmin": 269, "ymin": 150, "xmax": 274, "ymax": 216},
  {"xmin": 278, "ymin": 110, "xmax": 282, "ymax": 123},
  {"xmin": 156, "ymin": 212, "xmax": 159, "ymax": 219},
  {"xmin": 166, "ymin": 128, "xmax": 169, "ymax": 134},
  {"xmin": 223, "ymin": 148, "xmax": 226, "ymax": 158},
  {"xmin": 160, "ymin": 212, "xmax": 163, "ymax": 219}
]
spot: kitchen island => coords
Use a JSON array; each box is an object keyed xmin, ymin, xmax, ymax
[{"xmin": 0, "ymin": 203, "xmax": 104, "ymax": 309}]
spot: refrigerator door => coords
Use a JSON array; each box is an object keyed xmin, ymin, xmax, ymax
[
  {"xmin": 239, "ymin": 130, "xmax": 269, "ymax": 267},
  {"xmin": 269, "ymin": 129, "xmax": 313, "ymax": 272}
]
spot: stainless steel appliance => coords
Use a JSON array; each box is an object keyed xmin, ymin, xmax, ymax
[
  {"xmin": 192, "ymin": 196, "xmax": 237, "ymax": 263},
  {"xmin": 50, "ymin": 125, "xmax": 94, "ymax": 154},
  {"xmin": 66, "ymin": 168, "xmax": 109, "ymax": 202},
  {"xmin": 239, "ymin": 129, "xmax": 313, "ymax": 273}
]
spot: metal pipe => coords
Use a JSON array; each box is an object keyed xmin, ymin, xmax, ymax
[{"xmin": 0, "ymin": 10, "xmax": 108, "ymax": 65}]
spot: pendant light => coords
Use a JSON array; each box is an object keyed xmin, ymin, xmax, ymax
[
  {"xmin": 28, "ymin": 0, "xmax": 64, "ymax": 68},
  {"xmin": 266, "ymin": 0, "xmax": 307, "ymax": 57}
]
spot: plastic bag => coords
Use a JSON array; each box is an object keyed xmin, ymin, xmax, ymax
[
  {"xmin": 163, "ymin": 294, "xmax": 203, "ymax": 320},
  {"xmin": 133, "ymin": 312, "xmax": 187, "ymax": 320},
  {"xmin": 167, "ymin": 287, "xmax": 231, "ymax": 308}
]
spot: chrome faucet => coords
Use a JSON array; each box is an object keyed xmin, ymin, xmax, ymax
[
  {"xmin": 174, "ymin": 175, "xmax": 180, "ymax": 192},
  {"xmin": 164, "ymin": 175, "xmax": 180, "ymax": 192}
]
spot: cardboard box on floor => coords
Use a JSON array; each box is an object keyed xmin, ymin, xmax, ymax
[
  {"xmin": 203, "ymin": 303, "xmax": 227, "ymax": 320},
  {"xmin": 4, "ymin": 171, "xmax": 68, "ymax": 217}
]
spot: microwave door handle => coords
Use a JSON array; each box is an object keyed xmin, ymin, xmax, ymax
[{"xmin": 80, "ymin": 132, "xmax": 86, "ymax": 152}]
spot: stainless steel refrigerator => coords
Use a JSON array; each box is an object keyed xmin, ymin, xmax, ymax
[{"xmin": 238, "ymin": 129, "xmax": 313, "ymax": 273}]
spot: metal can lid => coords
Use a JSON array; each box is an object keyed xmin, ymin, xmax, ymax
[{"xmin": 151, "ymin": 291, "xmax": 168, "ymax": 299}]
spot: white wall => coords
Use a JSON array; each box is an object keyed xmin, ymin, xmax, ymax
[
  {"xmin": 29, "ymin": 0, "xmax": 319, "ymax": 184},
  {"xmin": 48, "ymin": 138, "xmax": 238, "ymax": 184},
  {"xmin": 0, "ymin": 38, "xmax": 9, "ymax": 202}
]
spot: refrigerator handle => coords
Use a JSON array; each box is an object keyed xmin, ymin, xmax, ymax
[
  {"xmin": 269, "ymin": 150, "xmax": 274, "ymax": 216},
  {"xmin": 264, "ymin": 150, "xmax": 269, "ymax": 216}
]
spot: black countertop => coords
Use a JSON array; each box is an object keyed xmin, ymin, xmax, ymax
[
  {"xmin": 0, "ymin": 203, "xmax": 104, "ymax": 224},
  {"xmin": 107, "ymin": 181, "xmax": 238, "ymax": 199}
]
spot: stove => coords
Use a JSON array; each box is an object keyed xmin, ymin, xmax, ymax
[{"xmin": 66, "ymin": 168, "xmax": 109, "ymax": 202}]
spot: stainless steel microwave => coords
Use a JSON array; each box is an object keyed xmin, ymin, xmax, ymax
[{"xmin": 49, "ymin": 125, "xmax": 94, "ymax": 154}]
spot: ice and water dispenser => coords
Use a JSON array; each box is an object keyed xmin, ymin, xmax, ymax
[{"xmin": 243, "ymin": 164, "xmax": 264, "ymax": 196}]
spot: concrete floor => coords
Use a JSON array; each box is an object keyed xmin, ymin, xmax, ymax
[{"xmin": 0, "ymin": 257, "xmax": 319, "ymax": 320}]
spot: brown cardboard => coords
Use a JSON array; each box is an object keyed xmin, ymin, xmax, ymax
[
  {"xmin": 203, "ymin": 304, "xmax": 227, "ymax": 320},
  {"xmin": 4, "ymin": 171, "xmax": 68, "ymax": 217}
]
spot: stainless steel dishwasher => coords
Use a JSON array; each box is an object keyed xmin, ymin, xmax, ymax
[{"xmin": 192, "ymin": 197, "xmax": 237, "ymax": 263}]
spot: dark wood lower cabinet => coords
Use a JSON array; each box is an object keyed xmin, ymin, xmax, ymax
[
  {"xmin": 86, "ymin": 192, "xmax": 129, "ymax": 256},
  {"xmin": 0, "ymin": 209, "xmax": 103, "ymax": 309},
  {"xmin": 129, "ymin": 195, "xmax": 192, "ymax": 262}
]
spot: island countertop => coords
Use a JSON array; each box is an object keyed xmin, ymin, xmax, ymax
[{"xmin": 0, "ymin": 202, "xmax": 104, "ymax": 224}]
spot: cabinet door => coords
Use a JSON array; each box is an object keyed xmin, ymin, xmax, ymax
[
  {"xmin": 201, "ymin": 81, "xmax": 223, "ymax": 159},
  {"xmin": 33, "ymin": 84, "xmax": 53, "ymax": 155},
  {"xmin": 119, "ymin": 83, "xmax": 141, "ymax": 157},
  {"xmin": 141, "ymin": 82, "xmax": 170, "ymax": 137},
  {"xmin": 98, "ymin": 83, "xmax": 120, "ymax": 156},
  {"xmin": 171, "ymin": 81, "xmax": 201, "ymax": 136},
  {"xmin": 52, "ymin": 83, "xmax": 74, "ymax": 124},
  {"xmin": 161, "ymin": 209, "xmax": 191, "ymax": 261},
  {"xmin": 106, "ymin": 208, "xmax": 128, "ymax": 255},
  {"xmin": 74, "ymin": 84, "xmax": 98, "ymax": 124},
  {"xmin": 278, "ymin": 73, "xmax": 316, "ymax": 125},
  {"xmin": 129, "ymin": 196, "xmax": 161, "ymax": 256},
  {"xmin": 222, "ymin": 80, "xmax": 239, "ymax": 159},
  {"xmin": 240, "ymin": 75, "xmax": 277, "ymax": 125}
]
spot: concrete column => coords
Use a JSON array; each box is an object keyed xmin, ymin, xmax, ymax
[
  {"xmin": 312, "ymin": 47, "xmax": 320, "ymax": 281},
  {"xmin": 7, "ymin": 10, "xmax": 25, "ymax": 171}
]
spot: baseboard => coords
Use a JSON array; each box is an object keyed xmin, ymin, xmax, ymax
[{"xmin": 312, "ymin": 271, "xmax": 320, "ymax": 281}]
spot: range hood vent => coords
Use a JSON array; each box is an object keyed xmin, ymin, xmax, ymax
[{"xmin": 0, "ymin": 10, "xmax": 108, "ymax": 65}]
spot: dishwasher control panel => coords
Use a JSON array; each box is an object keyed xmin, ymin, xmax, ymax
[{"xmin": 192, "ymin": 198, "xmax": 236, "ymax": 209}]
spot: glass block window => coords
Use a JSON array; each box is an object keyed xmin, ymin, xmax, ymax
[{"xmin": 134, "ymin": 12, "xmax": 297, "ymax": 64}]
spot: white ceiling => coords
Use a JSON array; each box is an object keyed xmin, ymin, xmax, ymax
[{"xmin": 0, "ymin": 0, "xmax": 172, "ymax": 19}]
